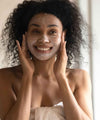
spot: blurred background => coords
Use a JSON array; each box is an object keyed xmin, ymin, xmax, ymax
[{"xmin": 0, "ymin": 0, "xmax": 100, "ymax": 120}]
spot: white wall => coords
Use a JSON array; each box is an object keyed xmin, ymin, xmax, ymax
[
  {"xmin": 79, "ymin": 0, "xmax": 100, "ymax": 120},
  {"xmin": 92, "ymin": 0, "xmax": 100, "ymax": 119},
  {"xmin": 0, "ymin": 0, "xmax": 24, "ymax": 68}
]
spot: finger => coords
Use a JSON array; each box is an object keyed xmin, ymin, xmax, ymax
[
  {"xmin": 61, "ymin": 32, "xmax": 65, "ymax": 43},
  {"xmin": 60, "ymin": 41, "xmax": 67, "ymax": 61},
  {"xmin": 60, "ymin": 39, "xmax": 64, "ymax": 53},
  {"xmin": 22, "ymin": 34, "xmax": 26, "ymax": 52},
  {"xmin": 63, "ymin": 41, "xmax": 68, "ymax": 60},
  {"xmin": 16, "ymin": 40, "xmax": 24, "ymax": 60},
  {"xmin": 16, "ymin": 40, "xmax": 22, "ymax": 55},
  {"xmin": 56, "ymin": 46, "xmax": 60, "ymax": 61},
  {"xmin": 60, "ymin": 32, "xmax": 65, "ymax": 53},
  {"xmin": 22, "ymin": 33, "xmax": 30, "ymax": 58},
  {"xmin": 24, "ymin": 32, "xmax": 29, "ymax": 52},
  {"xmin": 22, "ymin": 34, "xmax": 29, "ymax": 54},
  {"xmin": 62, "ymin": 41, "xmax": 67, "ymax": 53},
  {"xmin": 56, "ymin": 33, "xmax": 65, "ymax": 61}
]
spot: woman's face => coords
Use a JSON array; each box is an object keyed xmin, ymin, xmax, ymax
[{"xmin": 26, "ymin": 13, "xmax": 65, "ymax": 61}]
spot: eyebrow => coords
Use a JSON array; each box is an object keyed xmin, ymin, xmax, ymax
[{"xmin": 29, "ymin": 23, "xmax": 58, "ymax": 28}]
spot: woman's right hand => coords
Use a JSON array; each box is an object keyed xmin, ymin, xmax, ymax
[{"xmin": 16, "ymin": 33, "xmax": 35, "ymax": 76}]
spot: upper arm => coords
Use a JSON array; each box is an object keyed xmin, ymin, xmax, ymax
[
  {"xmin": 74, "ymin": 70, "xmax": 93, "ymax": 120},
  {"xmin": 0, "ymin": 70, "xmax": 16, "ymax": 120}
]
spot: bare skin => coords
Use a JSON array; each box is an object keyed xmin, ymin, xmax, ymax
[
  {"xmin": 0, "ymin": 13, "xmax": 93, "ymax": 120},
  {"xmin": 0, "ymin": 66, "xmax": 93, "ymax": 120}
]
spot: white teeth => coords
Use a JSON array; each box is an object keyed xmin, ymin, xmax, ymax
[{"xmin": 37, "ymin": 47, "xmax": 50, "ymax": 51}]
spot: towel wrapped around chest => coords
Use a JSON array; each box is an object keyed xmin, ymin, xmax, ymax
[{"xmin": 30, "ymin": 102, "xmax": 66, "ymax": 120}]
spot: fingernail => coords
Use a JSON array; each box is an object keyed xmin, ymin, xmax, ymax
[
  {"xmin": 65, "ymin": 41, "xmax": 67, "ymax": 44},
  {"xmin": 65, "ymin": 41, "xmax": 67, "ymax": 47}
]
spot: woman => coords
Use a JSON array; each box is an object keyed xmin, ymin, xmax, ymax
[{"xmin": 0, "ymin": 0, "xmax": 93, "ymax": 120}]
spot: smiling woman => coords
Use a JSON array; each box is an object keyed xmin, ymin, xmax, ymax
[{"xmin": 0, "ymin": 0, "xmax": 93, "ymax": 120}]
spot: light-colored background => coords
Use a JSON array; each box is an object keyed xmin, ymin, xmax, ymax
[
  {"xmin": 79, "ymin": 0, "xmax": 100, "ymax": 120},
  {"xmin": 0, "ymin": 0, "xmax": 100, "ymax": 120}
]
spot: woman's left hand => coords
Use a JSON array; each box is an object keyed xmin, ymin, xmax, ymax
[{"xmin": 54, "ymin": 32, "xmax": 68, "ymax": 81}]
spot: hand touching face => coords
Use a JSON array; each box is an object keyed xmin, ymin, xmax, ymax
[{"xmin": 54, "ymin": 32, "xmax": 68, "ymax": 80}]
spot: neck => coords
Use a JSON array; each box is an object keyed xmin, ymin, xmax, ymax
[{"xmin": 32, "ymin": 56, "xmax": 56, "ymax": 78}]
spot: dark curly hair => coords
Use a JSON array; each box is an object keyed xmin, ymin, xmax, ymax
[{"xmin": 1, "ymin": 0, "xmax": 86, "ymax": 67}]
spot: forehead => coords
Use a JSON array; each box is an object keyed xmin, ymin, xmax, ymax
[{"xmin": 28, "ymin": 13, "xmax": 63, "ymax": 28}]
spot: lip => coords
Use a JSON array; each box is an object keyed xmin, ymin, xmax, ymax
[
  {"xmin": 34, "ymin": 46, "xmax": 53, "ymax": 53},
  {"xmin": 35, "ymin": 45, "xmax": 52, "ymax": 48}
]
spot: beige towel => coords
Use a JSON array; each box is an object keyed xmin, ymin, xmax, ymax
[{"xmin": 30, "ymin": 102, "xmax": 66, "ymax": 120}]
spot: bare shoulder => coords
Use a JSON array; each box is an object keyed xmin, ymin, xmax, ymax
[
  {"xmin": 0, "ymin": 67, "xmax": 14, "ymax": 88},
  {"xmin": 0, "ymin": 65, "xmax": 22, "ymax": 89},
  {"xmin": 0, "ymin": 65, "xmax": 22, "ymax": 87},
  {"xmin": 67, "ymin": 68, "xmax": 92, "ymax": 89},
  {"xmin": 0, "ymin": 66, "xmax": 22, "ymax": 119}
]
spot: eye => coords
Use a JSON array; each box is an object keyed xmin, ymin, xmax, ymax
[
  {"xmin": 49, "ymin": 30, "xmax": 57, "ymax": 35},
  {"xmin": 31, "ymin": 29, "xmax": 41, "ymax": 34}
]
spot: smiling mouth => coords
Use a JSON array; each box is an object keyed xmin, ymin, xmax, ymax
[{"xmin": 34, "ymin": 46, "xmax": 53, "ymax": 53}]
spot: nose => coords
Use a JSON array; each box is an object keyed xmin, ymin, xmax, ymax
[{"xmin": 38, "ymin": 35, "xmax": 49, "ymax": 43}]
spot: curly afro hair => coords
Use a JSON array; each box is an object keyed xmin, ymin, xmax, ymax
[{"xmin": 1, "ymin": 0, "xmax": 86, "ymax": 67}]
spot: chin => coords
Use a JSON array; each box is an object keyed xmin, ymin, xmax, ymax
[{"xmin": 33, "ymin": 55, "xmax": 56, "ymax": 62}]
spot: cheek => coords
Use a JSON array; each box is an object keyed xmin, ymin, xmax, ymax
[
  {"xmin": 26, "ymin": 35, "xmax": 37, "ymax": 45},
  {"xmin": 57, "ymin": 36, "xmax": 61, "ymax": 43},
  {"xmin": 52, "ymin": 35, "xmax": 61, "ymax": 45},
  {"xmin": 26, "ymin": 38, "xmax": 36, "ymax": 52}
]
